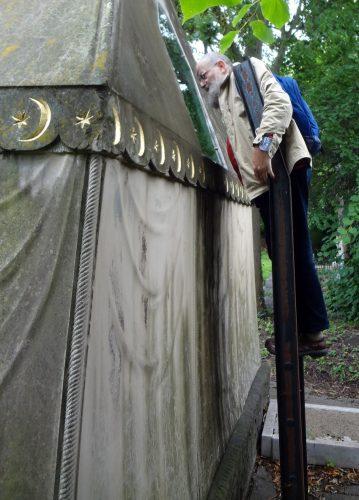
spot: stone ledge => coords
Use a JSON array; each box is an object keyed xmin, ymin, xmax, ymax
[{"xmin": 207, "ymin": 362, "xmax": 271, "ymax": 500}]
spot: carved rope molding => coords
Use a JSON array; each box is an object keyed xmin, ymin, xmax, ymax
[{"xmin": 0, "ymin": 87, "xmax": 251, "ymax": 205}]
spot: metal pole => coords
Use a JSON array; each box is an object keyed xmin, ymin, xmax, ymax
[
  {"xmin": 299, "ymin": 356, "xmax": 309, "ymax": 497},
  {"xmin": 269, "ymin": 149, "xmax": 307, "ymax": 499}
]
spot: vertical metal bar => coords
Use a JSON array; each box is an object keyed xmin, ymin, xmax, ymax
[
  {"xmin": 269, "ymin": 149, "xmax": 307, "ymax": 499},
  {"xmin": 299, "ymin": 356, "xmax": 309, "ymax": 498}
]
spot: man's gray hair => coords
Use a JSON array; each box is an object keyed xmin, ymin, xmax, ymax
[{"xmin": 200, "ymin": 52, "xmax": 233, "ymax": 69}]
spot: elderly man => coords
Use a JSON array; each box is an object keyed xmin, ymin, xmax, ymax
[{"xmin": 196, "ymin": 53, "xmax": 329, "ymax": 356}]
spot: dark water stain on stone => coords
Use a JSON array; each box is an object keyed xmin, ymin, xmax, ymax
[
  {"xmin": 140, "ymin": 233, "xmax": 147, "ymax": 275},
  {"xmin": 142, "ymin": 295, "xmax": 149, "ymax": 328}
]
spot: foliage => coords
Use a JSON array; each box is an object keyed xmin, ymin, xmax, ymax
[
  {"xmin": 261, "ymin": 249, "xmax": 272, "ymax": 281},
  {"xmin": 258, "ymin": 313, "xmax": 359, "ymax": 396},
  {"xmin": 158, "ymin": 10, "xmax": 218, "ymax": 160},
  {"xmin": 305, "ymin": 321, "xmax": 359, "ymax": 386},
  {"xmin": 220, "ymin": 30, "xmax": 240, "ymax": 53},
  {"xmin": 317, "ymin": 192, "xmax": 359, "ymax": 321},
  {"xmin": 260, "ymin": 0, "xmax": 289, "ymax": 29},
  {"xmin": 282, "ymin": 0, "xmax": 359, "ymax": 321},
  {"xmin": 250, "ymin": 19, "xmax": 275, "ymax": 44},
  {"xmin": 178, "ymin": 0, "xmax": 290, "ymax": 51},
  {"xmin": 232, "ymin": 4, "xmax": 252, "ymax": 27},
  {"xmin": 174, "ymin": 3, "xmax": 263, "ymax": 61}
]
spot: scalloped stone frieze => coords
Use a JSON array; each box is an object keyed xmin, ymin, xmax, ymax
[{"xmin": 0, "ymin": 87, "xmax": 251, "ymax": 206}]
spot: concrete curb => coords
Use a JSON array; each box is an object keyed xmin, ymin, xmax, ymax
[{"xmin": 262, "ymin": 400, "xmax": 359, "ymax": 468}]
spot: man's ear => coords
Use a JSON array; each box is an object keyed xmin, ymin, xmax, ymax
[{"xmin": 217, "ymin": 60, "xmax": 227, "ymax": 73}]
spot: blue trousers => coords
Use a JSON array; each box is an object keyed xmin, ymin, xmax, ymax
[{"xmin": 254, "ymin": 166, "xmax": 329, "ymax": 335}]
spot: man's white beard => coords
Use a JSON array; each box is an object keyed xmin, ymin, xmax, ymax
[{"xmin": 208, "ymin": 73, "xmax": 228, "ymax": 109}]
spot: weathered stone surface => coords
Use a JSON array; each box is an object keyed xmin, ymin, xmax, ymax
[
  {"xmin": 248, "ymin": 466, "xmax": 276, "ymax": 500},
  {"xmin": 0, "ymin": 0, "xmax": 113, "ymax": 86},
  {"xmin": 0, "ymin": 153, "xmax": 86, "ymax": 499},
  {"xmin": 1, "ymin": 2, "xmax": 259, "ymax": 498},
  {"xmin": 75, "ymin": 160, "xmax": 261, "ymax": 499}
]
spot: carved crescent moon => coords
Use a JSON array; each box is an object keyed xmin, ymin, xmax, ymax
[
  {"xmin": 19, "ymin": 98, "xmax": 52, "ymax": 143},
  {"xmin": 225, "ymin": 178, "xmax": 229, "ymax": 194},
  {"xmin": 134, "ymin": 117, "xmax": 145, "ymax": 156},
  {"xmin": 112, "ymin": 105, "xmax": 121, "ymax": 145},
  {"xmin": 159, "ymin": 132, "xmax": 165, "ymax": 165},
  {"xmin": 190, "ymin": 156, "xmax": 195, "ymax": 179},
  {"xmin": 175, "ymin": 143, "xmax": 182, "ymax": 172}
]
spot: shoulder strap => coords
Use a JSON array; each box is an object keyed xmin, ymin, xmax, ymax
[{"xmin": 233, "ymin": 58, "xmax": 264, "ymax": 135}]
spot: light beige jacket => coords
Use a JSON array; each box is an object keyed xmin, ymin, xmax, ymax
[{"xmin": 218, "ymin": 57, "xmax": 311, "ymax": 200}]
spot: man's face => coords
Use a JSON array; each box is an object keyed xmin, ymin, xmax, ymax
[{"xmin": 196, "ymin": 60, "xmax": 228, "ymax": 108}]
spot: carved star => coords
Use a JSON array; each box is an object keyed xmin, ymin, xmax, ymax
[
  {"xmin": 75, "ymin": 109, "xmax": 93, "ymax": 129},
  {"xmin": 186, "ymin": 158, "xmax": 190, "ymax": 169},
  {"xmin": 12, "ymin": 111, "xmax": 29, "ymax": 129},
  {"xmin": 171, "ymin": 149, "xmax": 176, "ymax": 161},
  {"xmin": 154, "ymin": 140, "xmax": 159, "ymax": 152},
  {"xmin": 130, "ymin": 127, "xmax": 137, "ymax": 143}
]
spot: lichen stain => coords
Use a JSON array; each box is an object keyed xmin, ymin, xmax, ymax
[
  {"xmin": 45, "ymin": 38, "xmax": 56, "ymax": 47},
  {"xmin": 93, "ymin": 50, "xmax": 108, "ymax": 71},
  {"xmin": 0, "ymin": 45, "xmax": 20, "ymax": 59}
]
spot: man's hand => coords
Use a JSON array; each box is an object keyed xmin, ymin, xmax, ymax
[{"xmin": 252, "ymin": 147, "xmax": 275, "ymax": 184}]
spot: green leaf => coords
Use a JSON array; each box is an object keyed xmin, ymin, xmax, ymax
[
  {"xmin": 260, "ymin": 0, "xmax": 290, "ymax": 29},
  {"xmin": 179, "ymin": 0, "xmax": 220, "ymax": 23},
  {"xmin": 222, "ymin": 0, "xmax": 243, "ymax": 6},
  {"xmin": 179, "ymin": 0, "xmax": 243, "ymax": 22},
  {"xmin": 250, "ymin": 20, "xmax": 275, "ymax": 44},
  {"xmin": 220, "ymin": 30, "xmax": 239, "ymax": 53},
  {"xmin": 232, "ymin": 4, "xmax": 252, "ymax": 27}
]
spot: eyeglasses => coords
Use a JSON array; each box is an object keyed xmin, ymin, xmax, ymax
[{"xmin": 198, "ymin": 63, "xmax": 217, "ymax": 82}]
